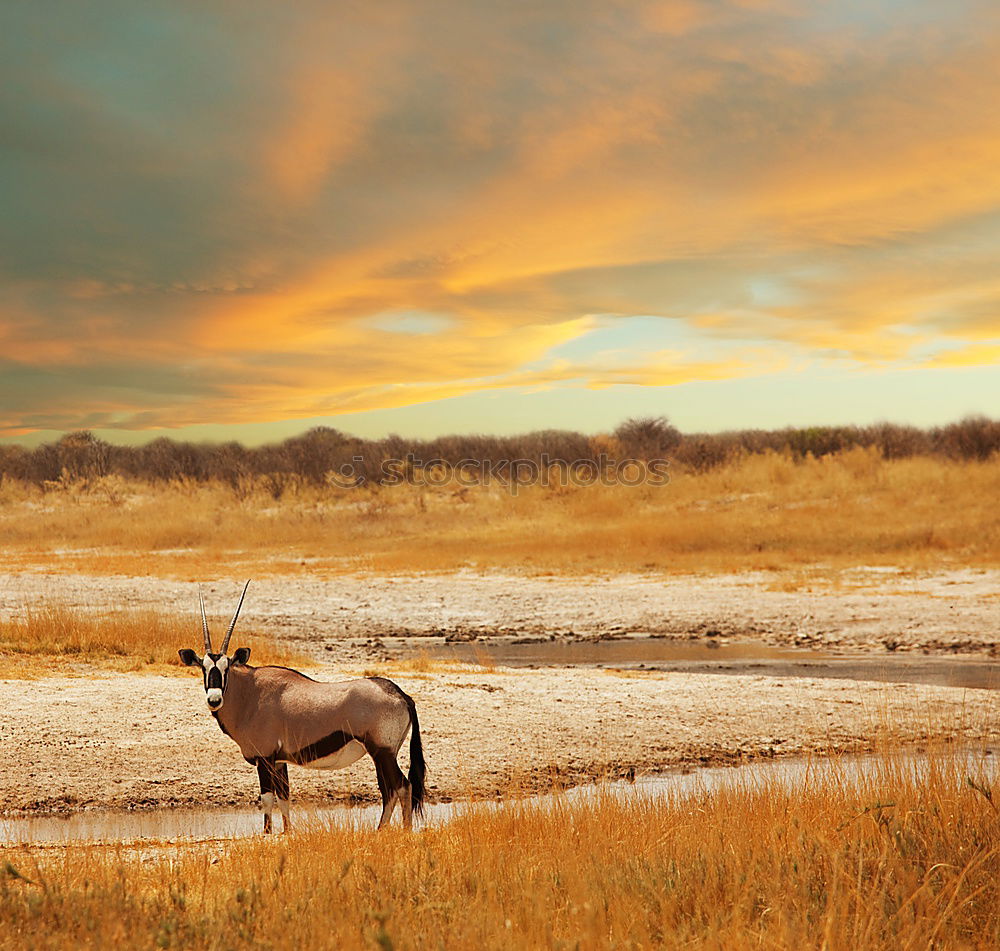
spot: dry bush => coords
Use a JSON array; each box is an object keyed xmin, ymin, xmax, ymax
[
  {"xmin": 2, "ymin": 750, "xmax": 998, "ymax": 949},
  {"xmin": 672, "ymin": 433, "xmax": 735, "ymax": 471},
  {"xmin": 3, "ymin": 418, "xmax": 997, "ymax": 494},
  {"xmin": 613, "ymin": 415, "xmax": 682, "ymax": 458},
  {"xmin": 934, "ymin": 415, "xmax": 1000, "ymax": 462},
  {"xmin": 0, "ymin": 606, "xmax": 304, "ymax": 670}
]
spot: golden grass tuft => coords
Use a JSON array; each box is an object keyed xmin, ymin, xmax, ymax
[
  {"xmin": 0, "ymin": 606, "xmax": 306, "ymax": 673},
  {"xmin": 354, "ymin": 651, "xmax": 504, "ymax": 680},
  {"xmin": 2, "ymin": 750, "xmax": 999, "ymax": 948},
  {"xmin": 469, "ymin": 643, "xmax": 498, "ymax": 670},
  {"xmin": 0, "ymin": 451, "xmax": 996, "ymax": 577}
]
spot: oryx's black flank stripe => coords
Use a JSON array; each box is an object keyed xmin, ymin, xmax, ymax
[{"xmin": 282, "ymin": 730, "xmax": 365, "ymax": 766}]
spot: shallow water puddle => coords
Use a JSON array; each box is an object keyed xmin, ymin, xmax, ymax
[
  {"xmin": 403, "ymin": 637, "xmax": 1000, "ymax": 691},
  {"xmin": 0, "ymin": 802, "xmax": 383, "ymax": 846},
  {"xmin": 4, "ymin": 747, "xmax": 997, "ymax": 847}
]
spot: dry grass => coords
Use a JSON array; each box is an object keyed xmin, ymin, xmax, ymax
[
  {"xmin": 341, "ymin": 650, "xmax": 508, "ymax": 681},
  {"xmin": 0, "ymin": 449, "xmax": 997, "ymax": 577},
  {"xmin": 0, "ymin": 606, "xmax": 306, "ymax": 674},
  {"xmin": 362, "ymin": 649, "xmax": 481, "ymax": 676},
  {"xmin": 2, "ymin": 750, "xmax": 998, "ymax": 949}
]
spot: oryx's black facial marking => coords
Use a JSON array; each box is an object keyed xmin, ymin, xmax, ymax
[
  {"xmin": 178, "ymin": 647, "xmax": 251, "ymax": 712},
  {"xmin": 201, "ymin": 652, "xmax": 228, "ymax": 710}
]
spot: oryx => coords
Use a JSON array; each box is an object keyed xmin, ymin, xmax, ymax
[{"xmin": 179, "ymin": 581, "xmax": 426, "ymax": 834}]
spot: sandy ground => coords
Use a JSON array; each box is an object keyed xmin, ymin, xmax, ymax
[
  {"xmin": 1, "ymin": 567, "xmax": 998, "ymax": 817},
  {"xmin": 2, "ymin": 666, "xmax": 997, "ymax": 817}
]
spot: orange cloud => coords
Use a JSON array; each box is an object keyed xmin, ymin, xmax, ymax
[
  {"xmin": 3, "ymin": 0, "xmax": 1000, "ymax": 437},
  {"xmin": 922, "ymin": 343, "xmax": 1000, "ymax": 369}
]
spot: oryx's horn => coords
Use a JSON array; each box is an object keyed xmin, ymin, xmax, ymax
[
  {"xmin": 220, "ymin": 579, "xmax": 251, "ymax": 654},
  {"xmin": 199, "ymin": 587, "xmax": 212, "ymax": 653}
]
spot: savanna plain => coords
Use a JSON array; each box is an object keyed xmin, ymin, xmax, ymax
[{"xmin": 1, "ymin": 421, "xmax": 999, "ymax": 949}]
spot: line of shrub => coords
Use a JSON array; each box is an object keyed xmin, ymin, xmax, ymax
[{"xmin": 0, "ymin": 415, "xmax": 996, "ymax": 488}]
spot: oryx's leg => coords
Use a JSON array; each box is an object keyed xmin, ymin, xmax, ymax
[
  {"xmin": 256, "ymin": 756, "xmax": 279, "ymax": 835},
  {"xmin": 400, "ymin": 777, "xmax": 413, "ymax": 830},
  {"xmin": 371, "ymin": 752, "xmax": 393, "ymax": 829},
  {"xmin": 275, "ymin": 762, "xmax": 291, "ymax": 834},
  {"xmin": 372, "ymin": 748, "xmax": 410, "ymax": 830}
]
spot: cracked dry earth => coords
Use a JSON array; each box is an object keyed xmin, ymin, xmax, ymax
[{"xmin": 0, "ymin": 567, "xmax": 998, "ymax": 816}]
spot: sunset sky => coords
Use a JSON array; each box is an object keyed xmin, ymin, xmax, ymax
[{"xmin": 2, "ymin": 0, "xmax": 998, "ymax": 445}]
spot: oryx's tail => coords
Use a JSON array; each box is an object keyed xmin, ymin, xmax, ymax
[{"xmin": 405, "ymin": 695, "xmax": 426, "ymax": 817}]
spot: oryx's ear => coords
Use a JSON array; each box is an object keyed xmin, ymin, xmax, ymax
[
  {"xmin": 231, "ymin": 647, "xmax": 251, "ymax": 666},
  {"xmin": 178, "ymin": 649, "xmax": 200, "ymax": 667}
]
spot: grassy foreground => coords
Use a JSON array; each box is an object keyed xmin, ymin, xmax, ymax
[
  {"xmin": 0, "ymin": 449, "xmax": 998, "ymax": 576},
  {"xmin": 2, "ymin": 752, "xmax": 998, "ymax": 950}
]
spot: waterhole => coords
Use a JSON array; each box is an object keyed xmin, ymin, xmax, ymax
[{"xmin": 394, "ymin": 637, "xmax": 1000, "ymax": 691}]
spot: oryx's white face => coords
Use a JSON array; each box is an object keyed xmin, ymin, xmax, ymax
[{"xmin": 179, "ymin": 647, "xmax": 251, "ymax": 711}]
